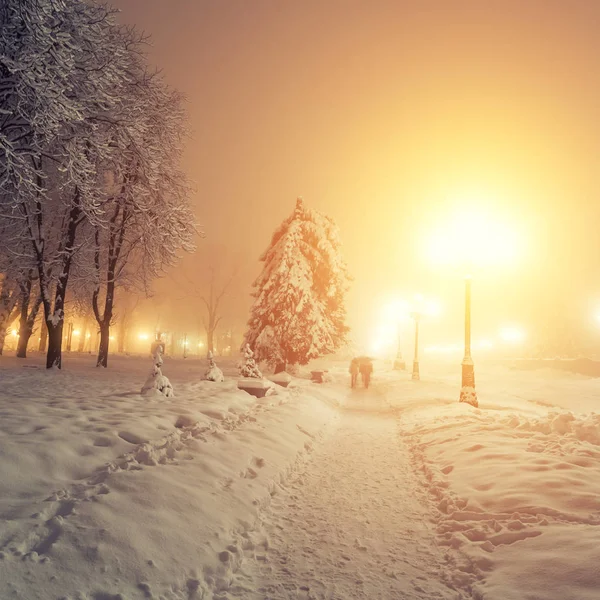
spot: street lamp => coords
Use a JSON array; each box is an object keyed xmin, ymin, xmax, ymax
[
  {"xmin": 459, "ymin": 276, "xmax": 477, "ymax": 406},
  {"xmin": 410, "ymin": 311, "xmax": 420, "ymax": 380},
  {"xmin": 394, "ymin": 322, "xmax": 406, "ymax": 370},
  {"xmin": 424, "ymin": 206, "xmax": 522, "ymax": 408},
  {"xmin": 408, "ymin": 295, "xmax": 440, "ymax": 381}
]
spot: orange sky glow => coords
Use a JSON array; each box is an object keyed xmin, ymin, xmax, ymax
[{"xmin": 110, "ymin": 0, "xmax": 600, "ymax": 355}]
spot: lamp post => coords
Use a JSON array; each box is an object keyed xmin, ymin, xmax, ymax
[
  {"xmin": 393, "ymin": 322, "xmax": 406, "ymax": 370},
  {"xmin": 410, "ymin": 311, "xmax": 420, "ymax": 380},
  {"xmin": 459, "ymin": 276, "xmax": 478, "ymax": 407}
]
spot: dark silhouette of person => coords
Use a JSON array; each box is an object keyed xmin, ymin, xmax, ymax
[
  {"xmin": 349, "ymin": 358, "xmax": 359, "ymax": 388},
  {"xmin": 359, "ymin": 359, "xmax": 373, "ymax": 389}
]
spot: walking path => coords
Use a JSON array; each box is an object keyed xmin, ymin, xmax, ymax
[{"xmin": 235, "ymin": 387, "xmax": 461, "ymax": 599}]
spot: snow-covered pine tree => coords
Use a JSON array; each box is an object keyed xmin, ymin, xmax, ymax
[
  {"xmin": 205, "ymin": 350, "xmax": 224, "ymax": 382},
  {"xmin": 244, "ymin": 197, "xmax": 350, "ymax": 373},
  {"xmin": 141, "ymin": 346, "xmax": 174, "ymax": 397},
  {"xmin": 239, "ymin": 343, "xmax": 263, "ymax": 378}
]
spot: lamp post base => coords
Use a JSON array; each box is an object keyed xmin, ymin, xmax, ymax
[
  {"xmin": 394, "ymin": 359, "xmax": 406, "ymax": 370},
  {"xmin": 459, "ymin": 360, "xmax": 478, "ymax": 407},
  {"xmin": 411, "ymin": 361, "xmax": 420, "ymax": 380}
]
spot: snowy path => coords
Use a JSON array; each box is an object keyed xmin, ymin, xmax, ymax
[{"xmin": 236, "ymin": 390, "xmax": 460, "ymax": 600}]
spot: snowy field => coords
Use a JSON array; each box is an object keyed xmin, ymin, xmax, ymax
[{"xmin": 0, "ymin": 353, "xmax": 599, "ymax": 599}]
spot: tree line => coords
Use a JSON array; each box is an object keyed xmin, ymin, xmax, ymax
[{"xmin": 0, "ymin": 0, "xmax": 195, "ymax": 368}]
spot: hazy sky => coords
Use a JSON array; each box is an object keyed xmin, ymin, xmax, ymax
[{"xmin": 113, "ymin": 0, "xmax": 600, "ymax": 352}]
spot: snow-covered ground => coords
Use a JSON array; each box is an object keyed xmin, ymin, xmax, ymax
[{"xmin": 0, "ymin": 353, "xmax": 599, "ymax": 599}]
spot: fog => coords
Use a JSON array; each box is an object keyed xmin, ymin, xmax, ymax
[{"xmin": 111, "ymin": 0, "xmax": 600, "ymax": 357}]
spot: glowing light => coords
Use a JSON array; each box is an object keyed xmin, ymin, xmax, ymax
[
  {"xmin": 424, "ymin": 206, "xmax": 522, "ymax": 270},
  {"xmin": 424, "ymin": 344, "xmax": 462, "ymax": 354},
  {"xmin": 381, "ymin": 298, "xmax": 411, "ymax": 325},
  {"xmin": 73, "ymin": 330, "xmax": 80, "ymax": 336},
  {"xmin": 138, "ymin": 333, "xmax": 149, "ymax": 341},
  {"xmin": 499, "ymin": 326, "xmax": 526, "ymax": 344},
  {"xmin": 411, "ymin": 294, "xmax": 442, "ymax": 318},
  {"xmin": 475, "ymin": 339, "xmax": 494, "ymax": 350},
  {"xmin": 11, "ymin": 329, "xmax": 18, "ymax": 338},
  {"xmin": 197, "ymin": 341, "xmax": 204, "ymax": 348},
  {"xmin": 368, "ymin": 294, "xmax": 441, "ymax": 358},
  {"xmin": 109, "ymin": 336, "xmax": 115, "ymax": 341},
  {"xmin": 86, "ymin": 333, "xmax": 91, "ymax": 339}
]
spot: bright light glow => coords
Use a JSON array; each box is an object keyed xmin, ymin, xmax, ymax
[
  {"xmin": 73, "ymin": 330, "xmax": 80, "ymax": 336},
  {"xmin": 424, "ymin": 343, "xmax": 462, "ymax": 354},
  {"xmin": 499, "ymin": 326, "xmax": 526, "ymax": 344},
  {"xmin": 86, "ymin": 333, "xmax": 91, "ymax": 339},
  {"xmin": 138, "ymin": 333, "xmax": 149, "ymax": 341},
  {"xmin": 425, "ymin": 206, "xmax": 522, "ymax": 270},
  {"xmin": 198, "ymin": 341, "xmax": 204, "ymax": 348},
  {"xmin": 474, "ymin": 339, "xmax": 494, "ymax": 350},
  {"xmin": 11, "ymin": 329, "xmax": 18, "ymax": 338},
  {"xmin": 109, "ymin": 336, "xmax": 115, "ymax": 341},
  {"xmin": 368, "ymin": 294, "xmax": 441, "ymax": 358},
  {"xmin": 182, "ymin": 339, "xmax": 189, "ymax": 347},
  {"xmin": 412, "ymin": 294, "xmax": 442, "ymax": 318},
  {"xmin": 381, "ymin": 298, "xmax": 411, "ymax": 325}
]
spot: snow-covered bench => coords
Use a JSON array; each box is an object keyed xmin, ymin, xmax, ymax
[
  {"xmin": 310, "ymin": 370, "xmax": 328, "ymax": 383},
  {"xmin": 237, "ymin": 378, "xmax": 274, "ymax": 398},
  {"xmin": 268, "ymin": 372, "xmax": 293, "ymax": 388}
]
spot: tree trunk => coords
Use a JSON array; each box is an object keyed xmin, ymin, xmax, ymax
[
  {"xmin": 46, "ymin": 321, "xmax": 64, "ymax": 369},
  {"xmin": 0, "ymin": 286, "xmax": 19, "ymax": 356},
  {"xmin": 16, "ymin": 328, "xmax": 30, "ymax": 358},
  {"xmin": 96, "ymin": 322, "xmax": 110, "ymax": 368},
  {"xmin": 38, "ymin": 323, "xmax": 48, "ymax": 352},
  {"xmin": 207, "ymin": 329, "xmax": 214, "ymax": 356},
  {"xmin": 16, "ymin": 300, "xmax": 41, "ymax": 358},
  {"xmin": 17, "ymin": 290, "xmax": 42, "ymax": 359},
  {"xmin": 0, "ymin": 328, "xmax": 7, "ymax": 356},
  {"xmin": 16, "ymin": 281, "xmax": 31, "ymax": 358}
]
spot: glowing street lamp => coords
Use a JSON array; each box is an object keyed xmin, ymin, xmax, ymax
[
  {"xmin": 382, "ymin": 299, "xmax": 409, "ymax": 370},
  {"xmin": 409, "ymin": 295, "xmax": 440, "ymax": 381},
  {"xmin": 499, "ymin": 326, "xmax": 526, "ymax": 344},
  {"xmin": 425, "ymin": 207, "xmax": 522, "ymax": 407},
  {"xmin": 410, "ymin": 311, "xmax": 421, "ymax": 380}
]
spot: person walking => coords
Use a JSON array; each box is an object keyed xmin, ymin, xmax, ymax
[
  {"xmin": 359, "ymin": 358, "xmax": 373, "ymax": 389},
  {"xmin": 349, "ymin": 358, "xmax": 359, "ymax": 388}
]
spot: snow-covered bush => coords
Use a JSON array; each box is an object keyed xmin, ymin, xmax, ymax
[
  {"xmin": 205, "ymin": 351, "xmax": 224, "ymax": 382},
  {"xmin": 244, "ymin": 197, "xmax": 350, "ymax": 373},
  {"xmin": 141, "ymin": 346, "xmax": 174, "ymax": 397},
  {"xmin": 239, "ymin": 344, "xmax": 263, "ymax": 378}
]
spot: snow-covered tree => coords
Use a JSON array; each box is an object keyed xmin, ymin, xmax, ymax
[
  {"xmin": 239, "ymin": 343, "xmax": 263, "ymax": 378},
  {"xmin": 141, "ymin": 346, "xmax": 174, "ymax": 397},
  {"xmin": 0, "ymin": 1, "xmax": 138, "ymax": 368},
  {"xmin": 0, "ymin": 1, "xmax": 195, "ymax": 368},
  {"xmin": 90, "ymin": 73, "xmax": 195, "ymax": 368},
  {"xmin": 205, "ymin": 351, "xmax": 224, "ymax": 382},
  {"xmin": 244, "ymin": 198, "xmax": 350, "ymax": 372}
]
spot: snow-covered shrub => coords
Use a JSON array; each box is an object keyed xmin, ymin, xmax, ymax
[
  {"xmin": 205, "ymin": 351, "xmax": 224, "ymax": 382},
  {"xmin": 141, "ymin": 346, "xmax": 174, "ymax": 397},
  {"xmin": 239, "ymin": 344, "xmax": 263, "ymax": 378}
]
